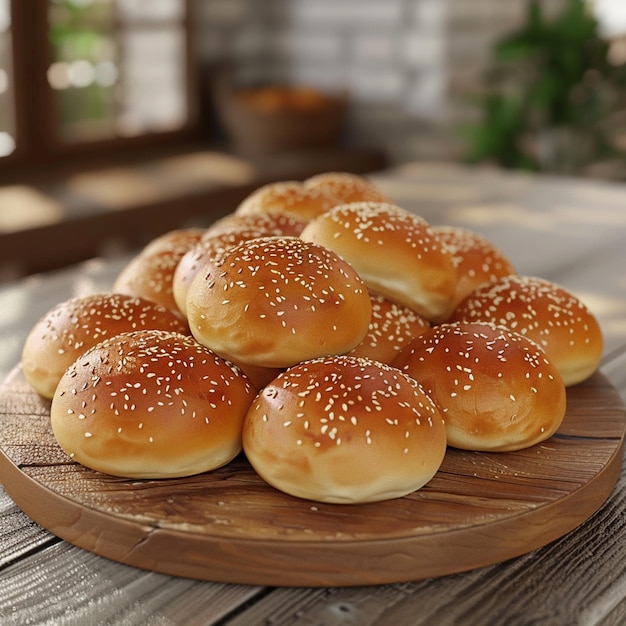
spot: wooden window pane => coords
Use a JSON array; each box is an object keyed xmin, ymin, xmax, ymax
[
  {"xmin": 119, "ymin": 27, "xmax": 186, "ymax": 136},
  {"xmin": 0, "ymin": 0, "xmax": 192, "ymax": 168},
  {"xmin": 46, "ymin": 0, "xmax": 188, "ymax": 144},
  {"xmin": 47, "ymin": 5, "xmax": 119, "ymax": 143},
  {"xmin": 0, "ymin": 0, "xmax": 15, "ymax": 156},
  {"xmin": 117, "ymin": 0, "xmax": 184, "ymax": 22}
]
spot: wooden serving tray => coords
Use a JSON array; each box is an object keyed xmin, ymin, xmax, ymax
[{"xmin": 0, "ymin": 365, "xmax": 624, "ymax": 587}]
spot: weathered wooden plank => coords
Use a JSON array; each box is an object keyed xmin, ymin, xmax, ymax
[
  {"xmin": 0, "ymin": 491, "xmax": 55, "ymax": 568},
  {"xmin": 602, "ymin": 348, "xmax": 626, "ymax": 404},
  {"xmin": 0, "ymin": 542, "xmax": 264, "ymax": 626},
  {"xmin": 224, "ymin": 462, "xmax": 626, "ymax": 625}
]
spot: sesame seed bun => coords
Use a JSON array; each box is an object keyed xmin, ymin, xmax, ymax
[
  {"xmin": 173, "ymin": 216, "xmax": 308, "ymax": 317},
  {"xmin": 348, "ymin": 292, "xmax": 431, "ymax": 364},
  {"xmin": 50, "ymin": 330, "xmax": 255, "ymax": 479},
  {"xmin": 432, "ymin": 225, "xmax": 516, "ymax": 313},
  {"xmin": 392, "ymin": 322, "xmax": 567, "ymax": 452},
  {"xmin": 21, "ymin": 293, "xmax": 190, "ymax": 399},
  {"xmin": 449, "ymin": 275, "xmax": 604, "ymax": 386},
  {"xmin": 204, "ymin": 211, "xmax": 308, "ymax": 239},
  {"xmin": 304, "ymin": 171, "xmax": 391, "ymax": 204},
  {"xmin": 234, "ymin": 180, "xmax": 339, "ymax": 221},
  {"xmin": 300, "ymin": 202, "xmax": 458, "ymax": 322},
  {"xmin": 140, "ymin": 227, "xmax": 205, "ymax": 256},
  {"xmin": 186, "ymin": 236, "xmax": 372, "ymax": 368},
  {"xmin": 113, "ymin": 228, "xmax": 204, "ymax": 313},
  {"xmin": 242, "ymin": 355, "xmax": 447, "ymax": 503}
]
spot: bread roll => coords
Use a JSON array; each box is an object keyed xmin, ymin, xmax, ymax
[
  {"xmin": 432, "ymin": 225, "xmax": 516, "ymax": 312},
  {"xmin": 300, "ymin": 202, "xmax": 457, "ymax": 322},
  {"xmin": 50, "ymin": 330, "xmax": 255, "ymax": 478},
  {"xmin": 234, "ymin": 180, "xmax": 339, "ymax": 221},
  {"xmin": 449, "ymin": 275, "xmax": 603, "ymax": 386},
  {"xmin": 113, "ymin": 228, "xmax": 204, "ymax": 312},
  {"xmin": 204, "ymin": 211, "xmax": 307, "ymax": 239},
  {"xmin": 173, "ymin": 217, "xmax": 306, "ymax": 316},
  {"xmin": 242, "ymin": 355, "xmax": 447, "ymax": 503},
  {"xmin": 140, "ymin": 228, "xmax": 205, "ymax": 256},
  {"xmin": 173, "ymin": 239, "xmax": 227, "ymax": 317},
  {"xmin": 392, "ymin": 321, "xmax": 567, "ymax": 452},
  {"xmin": 304, "ymin": 171, "xmax": 391, "ymax": 204},
  {"xmin": 21, "ymin": 293, "xmax": 189, "ymax": 399},
  {"xmin": 173, "ymin": 234, "xmax": 289, "ymax": 386},
  {"xmin": 348, "ymin": 292, "xmax": 431, "ymax": 364},
  {"xmin": 186, "ymin": 236, "xmax": 372, "ymax": 368}
]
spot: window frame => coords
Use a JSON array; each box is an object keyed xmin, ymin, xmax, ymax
[{"xmin": 2, "ymin": 0, "xmax": 199, "ymax": 177}]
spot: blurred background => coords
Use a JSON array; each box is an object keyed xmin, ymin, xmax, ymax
[{"xmin": 1, "ymin": 0, "xmax": 626, "ymax": 279}]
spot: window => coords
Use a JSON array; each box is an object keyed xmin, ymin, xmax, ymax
[
  {"xmin": 0, "ymin": 0, "xmax": 196, "ymax": 172},
  {"xmin": 0, "ymin": 0, "xmax": 14, "ymax": 157},
  {"xmin": 593, "ymin": 0, "xmax": 626, "ymax": 38}
]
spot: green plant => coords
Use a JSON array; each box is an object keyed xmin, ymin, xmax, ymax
[{"xmin": 462, "ymin": 0, "xmax": 626, "ymax": 173}]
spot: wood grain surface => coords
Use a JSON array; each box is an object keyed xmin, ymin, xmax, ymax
[{"xmin": 0, "ymin": 365, "xmax": 624, "ymax": 587}]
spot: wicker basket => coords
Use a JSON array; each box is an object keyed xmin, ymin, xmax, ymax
[{"xmin": 214, "ymin": 82, "xmax": 348, "ymax": 156}]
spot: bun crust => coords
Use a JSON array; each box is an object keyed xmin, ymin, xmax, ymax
[
  {"xmin": 173, "ymin": 215, "xmax": 308, "ymax": 316},
  {"xmin": 449, "ymin": 275, "xmax": 603, "ymax": 386},
  {"xmin": 348, "ymin": 292, "xmax": 431, "ymax": 364},
  {"xmin": 392, "ymin": 322, "xmax": 567, "ymax": 451},
  {"xmin": 113, "ymin": 228, "xmax": 204, "ymax": 312},
  {"xmin": 21, "ymin": 293, "xmax": 189, "ymax": 399},
  {"xmin": 242, "ymin": 355, "xmax": 447, "ymax": 503},
  {"xmin": 304, "ymin": 171, "xmax": 391, "ymax": 204},
  {"xmin": 140, "ymin": 228, "xmax": 205, "ymax": 256},
  {"xmin": 186, "ymin": 236, "xmax": 372, "ymax": 368},
  {"xmin": 300, "ymin": 202, "xmax": 457, "ymax": 322},
  {"xmin": 204, "ymin": 211, "xmax": 307, "ymax": 239},
  {"xmin": 234, "ymin": 180, "xmax": 339, "ymax": 221},
  {"xmin": 433, "ymin": 225, "xmax": 516, "ymax": 312},
  {"xmin": 50, "ymin": 330, "xmax": 255, "ymax": 478},
  {"xmin": 174, "ymin": 229, "xmax": 278, "ymax": 317}
]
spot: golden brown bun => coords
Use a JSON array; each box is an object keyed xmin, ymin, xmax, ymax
[
  {"xmin": 242, "ymin": 355, "xmax": 447, "ymax": 503},
  {"xmin": 21, "ymin": 293, "xmax": 189, "ymax": 399},
  {"xmin": 449, "ymin": 275, "xmax": 604, "ymax": 386},
  {"xmin": 50, "ymin": 330, "xmax": 255, "ymax": 478},
  {"xmin": 300, "ymin": 202, "xmax": 457, "ymax": 322},
  {"xmin": 204, "ymin": 211, "xmax": 308, "ymax": 239},
  {"xmin": 234, "ymin": 180, "xmax": 339, "ymax": 221},
  {"xmin": 348, "ymin": 292, "xmax": 431, "ymax": 364},
  {"xmin": 173, "ymin": 239, "xmax": 227, "ymax": 317},
  {"xmin": 186, "ymin": 236, "xmax": 372, "ymax": 368},
  {"xmin": 113, "ymin": 228, "xmax": 204, "ymax": 312},
  {"xmin": 140, "ymin": 228, "xmax": 205, "ymax": 255},
  {"xmin": 392, "ymin": 322, "xmax": 567, "ymax": 452},
  {"xmin": 433, "ymin": 225, "xmax": 517, "ymax": 312},
  {"xmin": 304, "ymin": 171, "xmax": 391, "ymax": 204},
  {"xmin": 173, "ymin": 215, "xmax": 307, "ymax": 316}
]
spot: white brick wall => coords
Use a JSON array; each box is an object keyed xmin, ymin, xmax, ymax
[
  {"xmin": 193, "ymin": 0, "xmax": 535, "ymax": 164},
  {"xmin": 194, "ymin": 0, "xmax": 248, "ymax": 24},
  {"xmin": 287, "ymin": 0, "xmax": 407, "ymax": 27},
  {"xmin": 277, "ymin": 31, "xmax": 344, "ymax": 63},
  {"xmin": 403, "ymin": 30, "xmax": 446, "ymax": 70}
]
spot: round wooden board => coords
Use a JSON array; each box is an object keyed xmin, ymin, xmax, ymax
[{"xmin": 0, "ymin": 365, "xmax": 624, "ymax": 587}]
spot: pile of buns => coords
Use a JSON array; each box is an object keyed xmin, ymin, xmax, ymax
[{"xmin": 21, "ymin": 172, "xmax": 604, "ymax": 504}]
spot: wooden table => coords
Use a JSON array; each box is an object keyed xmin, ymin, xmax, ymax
[{"xmin": 1, "ymin": 162, "xmax": 626, "ymax": 625}]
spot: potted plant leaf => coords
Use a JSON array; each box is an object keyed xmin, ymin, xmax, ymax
[{"xmin": 462, "ymin": 0, "xmax": 626, "ymax": 176}]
